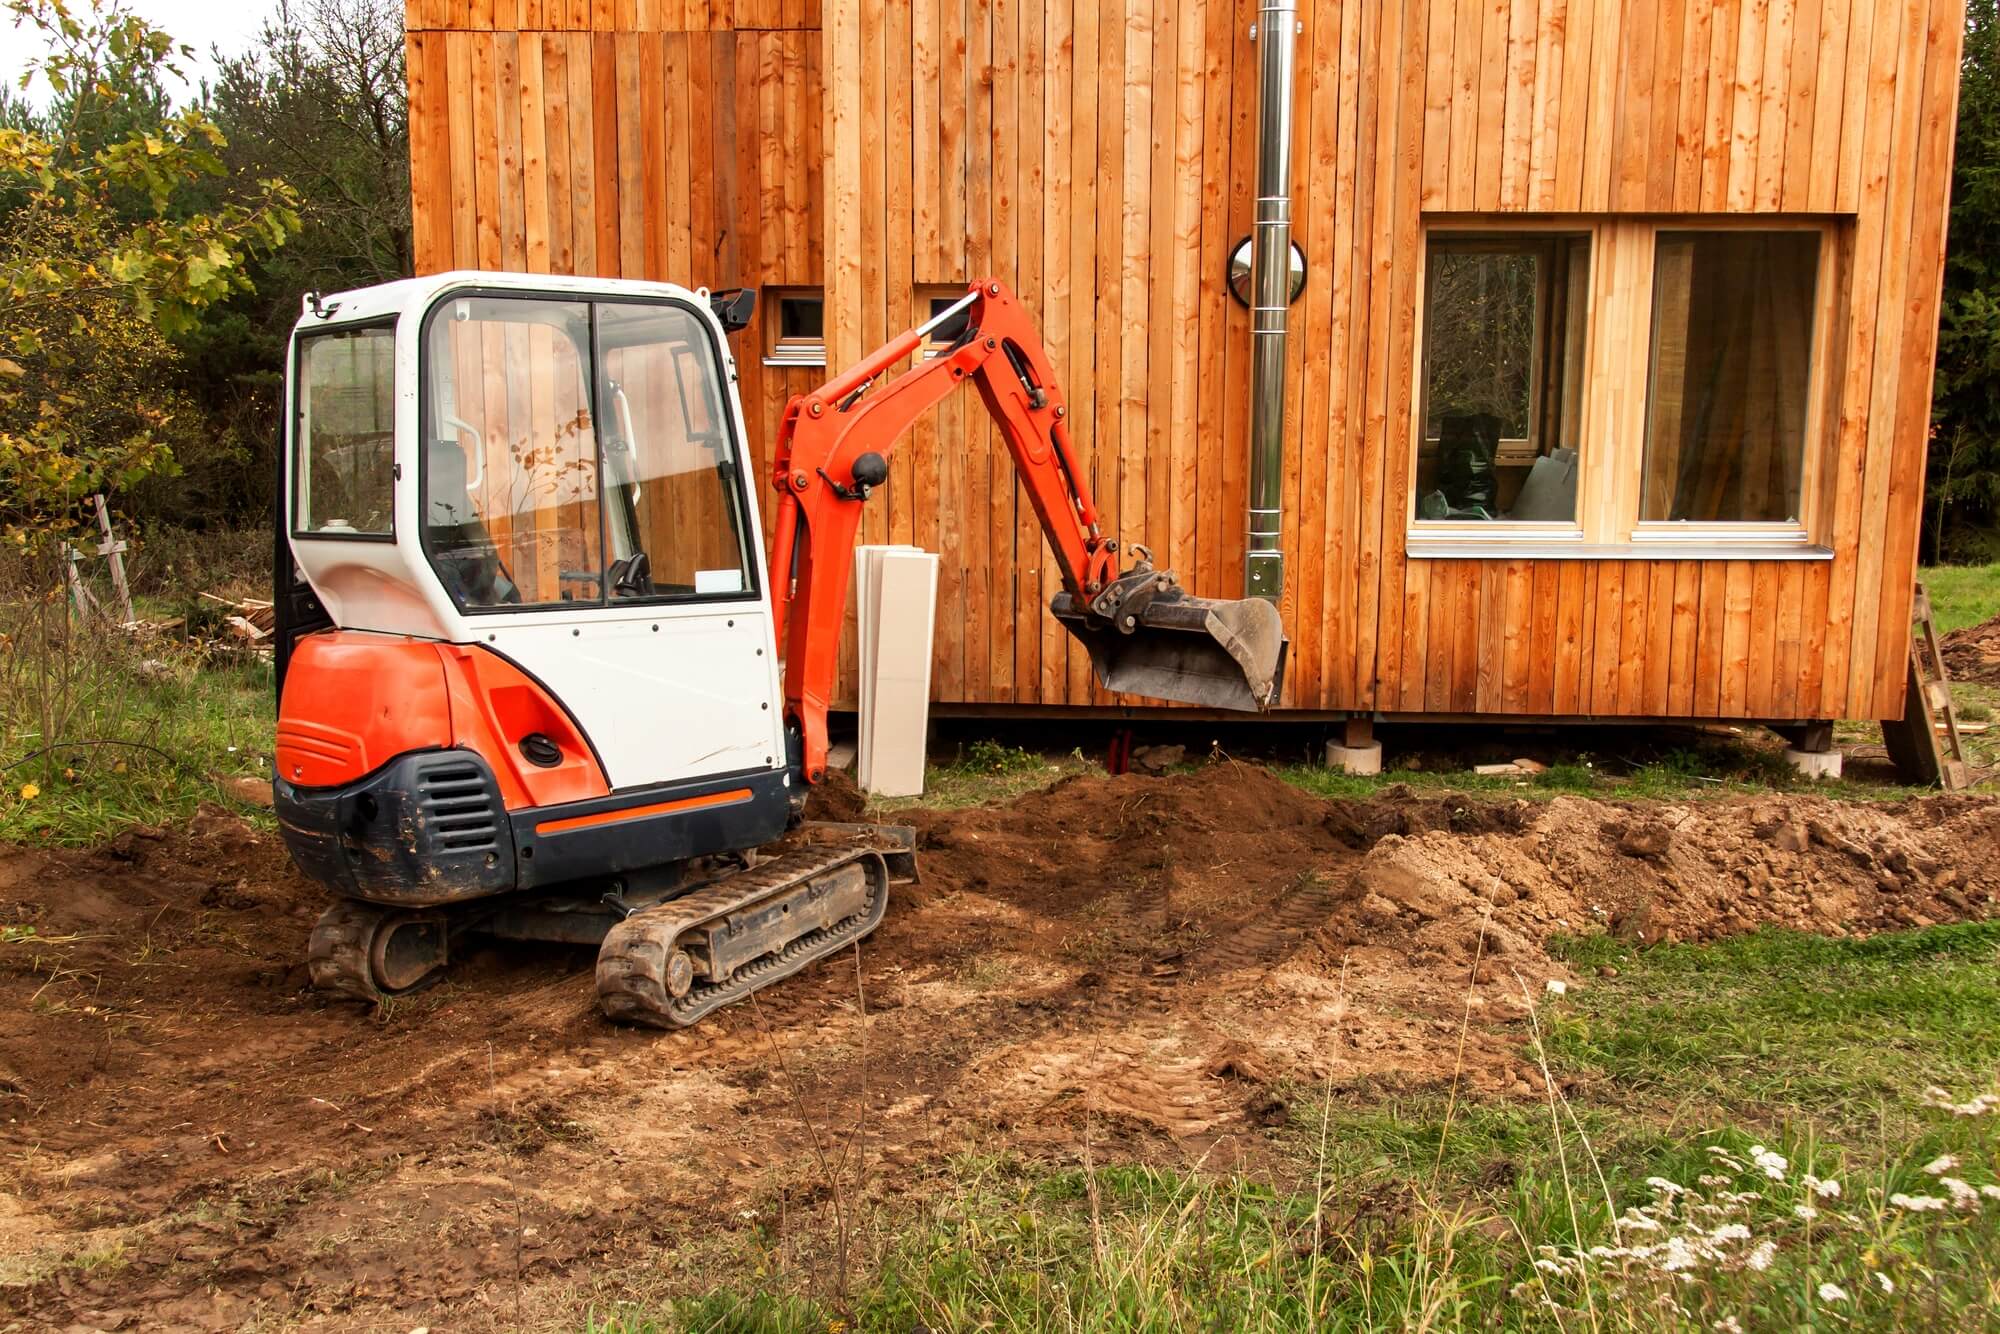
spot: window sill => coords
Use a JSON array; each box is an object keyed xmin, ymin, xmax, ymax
[
  {"xmin": 1405, "ymin": 534, "xmax": 1833, "ymax": 562},
  {"xmin": 762, "ymin": 353, "xmax": 827, "ymax": 369}
]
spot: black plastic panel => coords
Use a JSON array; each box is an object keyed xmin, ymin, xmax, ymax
[{"xmin": 275, "ymin": 749, "xmax": 516, "ymax": 907}]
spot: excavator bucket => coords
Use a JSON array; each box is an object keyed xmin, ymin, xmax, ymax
[{"xmin": 1052, "ymin": 588, "xmax": 1288, "ymax": 712}]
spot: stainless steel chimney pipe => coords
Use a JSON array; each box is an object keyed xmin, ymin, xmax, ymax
[{"xmin": 1245, "ymin": 0, "xmax": 1299, "ymax": 602}]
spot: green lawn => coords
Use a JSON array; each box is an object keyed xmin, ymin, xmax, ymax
[
  {"xmin": 588, "ymin": 923, "xmax": 2000, "ymax": 1333},
  {"xmin": 0, "ymin": 637, "xmax": 275, "ymax": 844},
  {"xmin": 1921, "ymin": 562, "xmax": 2000, "ymax": 635}
]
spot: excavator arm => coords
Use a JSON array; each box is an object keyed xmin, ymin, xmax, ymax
[{"xmin": 767, "ymin": 279, "xmax": 1287, "ymax": 784}]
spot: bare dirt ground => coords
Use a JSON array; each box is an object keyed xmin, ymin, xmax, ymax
[
  {"xmin": 2, "ymin": 765, "xmax": 1997, "ymax": 1330},
  {"xmin": 1942, "ymin": 611, "xmax": 2000, "ymax": 685}
]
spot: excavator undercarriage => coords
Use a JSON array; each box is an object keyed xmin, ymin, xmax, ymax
[{"xmin": 305, "ymin": 823, "xmax": 916, "ymax": 1026}]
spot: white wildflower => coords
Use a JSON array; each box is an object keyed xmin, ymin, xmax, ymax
[
  {"xmin": 1746, "ymin": 1240, "xmax": 1778, "ymax": 1272},
  {"xmin": 1533, "ymin": 1257, "xmax": 1568, "ymax": 1275},
  {"xmin": 1794, "ymin": 1204, "xmax": 1819, "ymax": 1221},
  {"xmin": 1749, "ymin": 1145, "xmax": 1789, "ymax": 1180},
  {"xmin": 1709, "ymin": 1223, "xmax": 1752, "ymax": 1243},
  {"xmin": 1941, "ymin": 1177, "xmax": 1981, "ymax": 1209},
  {"xmin": 1804, "ymin": 1175, "xmax": 1842, "ymax": 1199},
  {"xmin": 1922, "ymin": 1154, "xmax": 1959, "ymax": 1176},
  {"xmin": 1921, "ymin": 1086, "xmax": 2000, "ymax": 1117},
  {"xmin": 1818, "ymin": 1282, "xmax": 1850, "ymax": 1302},
  {"xmin": 1874, "ymin": 1271, "xmax": 1894, "ymax": 1295},
  {"xmin": 1981, "ymin": 1184, "xmax": 2000, "ymax": 1202},
  {"xmin": 1660, "ymin": 1235, "xmax": 1705, "ymax": 1272},
  {"xmin": 1647, "ymin": 1176, "xmax": 1688, "ymax": 1197},
  {"xmin": 1890, "ymin": 1192, "xmax": 1947, "ymax": 1212},
  {"xmin": 1620, "ymin": 1211, "xmax": 1664, "ymax": 1232},
  {"xmin": 1713, "ymin": 1318, "xmax": 1744, "ymax": 1334},
  {"xmin": 1698, "ymin": 1173, "xmax": 1732, "ymax": 1187}
]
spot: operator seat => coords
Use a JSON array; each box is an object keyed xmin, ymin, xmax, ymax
[{"xmin": 427, "ymin": 437, "xmax": 520, "ymax": 606}]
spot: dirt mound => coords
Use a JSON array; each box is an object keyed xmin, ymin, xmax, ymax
[
  {"xmin": 803, "ymin": 766, "xmax": 868, "ymax": 822},
  {"xmin": 1940, "ymin": 611, "xmax": 2000, "ymax": 685},
  {"xmin": 2, "ymin": 767, "xmax": 1996, "ymax": 1328}
]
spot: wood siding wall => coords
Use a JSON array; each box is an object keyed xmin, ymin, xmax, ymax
[{"xmin": 408, "ymin": 0, "xmax": 1964, "ymax": 722}]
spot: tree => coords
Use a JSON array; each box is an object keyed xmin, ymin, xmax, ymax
[
  {"xmin": 0, "ymin": 0, "xmax": 299, "ymax": 546},
  {"xmin": 1930, "ymin": 0, "xmax": 2000, "ymax": 561},
  {"xmin": 205, "ymin": 0, "xmax": 410, "ymax": 292},
  {"xmin": 143, "ymin": 0, "xmax": 408, "ymax": 529}
]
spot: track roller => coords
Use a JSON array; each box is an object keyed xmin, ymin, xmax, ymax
[
  {"xmin": 308, "ymin": 900, "xmax": 450, "ymax": 1003},
  {"xmin": 596, "ymin": 843, "xmax": 890, "ymax": 1028}
]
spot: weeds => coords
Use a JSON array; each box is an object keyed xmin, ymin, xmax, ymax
[{"xmin": 874, "ymin": 744, "xmax": 1090, "ymax": 811}]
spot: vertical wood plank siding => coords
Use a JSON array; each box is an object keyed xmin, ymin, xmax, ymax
[{"xmin": 407, "ymin": 0, "xmax": 1963, "ymax": 722}]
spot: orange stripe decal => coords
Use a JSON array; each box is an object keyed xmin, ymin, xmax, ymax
[{"xmin": 534, "ymin": 787, "xmax": 754, "ymax": 837}]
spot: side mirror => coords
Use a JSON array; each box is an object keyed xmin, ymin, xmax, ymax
[{"xmin": 709, "ymin": 288, "xmax": 756, "ymax": 334}]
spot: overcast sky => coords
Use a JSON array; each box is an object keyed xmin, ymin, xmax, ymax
[{"xmin": 3, "ymin": 0, "xmax": 281, "ymax": 106}]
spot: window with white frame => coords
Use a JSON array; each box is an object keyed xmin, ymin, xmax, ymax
[
  {"xmin": 763, "ymin": 287, "xmax": 826, "ymax": 367},
  {"xmin": 1410, "ymin": 221, "xmax": 1834, "ymax": 555}
]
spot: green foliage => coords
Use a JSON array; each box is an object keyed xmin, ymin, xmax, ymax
[
  {"xmin": 0, "ymin": 0, "xmax": 299, "ymax": 544},
  {"xmin": 147, "ymin": 0, "xmax": 409, "ymax": 529},
  {"xmin": 962, "ymin": 738, "xmax": 1042, "ymax": 774},
  {"xmin": 1932, "ymin": 1, "xmax": 2000, "ymax": 561}
]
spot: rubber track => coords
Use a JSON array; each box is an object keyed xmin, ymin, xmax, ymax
[
  {"xmin": 307, "ymin": 900, "xmax": 388, "ymax": 1003},
  {"xmin": 596, "ymin": 843, "xmax": 890, "ymax": 1029}
]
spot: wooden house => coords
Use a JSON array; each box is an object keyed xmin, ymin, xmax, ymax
[{"xmin": 403, "ymin": 0, "xmax": 1964, "ymax": 737}]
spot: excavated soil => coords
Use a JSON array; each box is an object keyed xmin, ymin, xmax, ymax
[
  {"xmin": 1941, "ymin": 610, "xmax": 2000, "ymax": 686},
  {"xmin": 2, "ymin": 768, "xmax": 1997, "ymax": 1329}
]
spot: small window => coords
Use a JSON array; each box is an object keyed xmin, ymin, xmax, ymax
[
  {"xmin": 1642, "ymin": 230, "xmax": 1822, "ymax": 525},
  {"xmin": 294, "ymin": 324, "xmax": 397, "ymax": 537},
  {"xmin": 916, "ymin": 286, "xmax": 974, "ymax": 358},
  {"xmin": 1417, "ymin": 233, "xmax": 1591, "ymax": 524},
  {"xmin": 764, "ymin": 288, "xmax": 826, "ymax": 367}
]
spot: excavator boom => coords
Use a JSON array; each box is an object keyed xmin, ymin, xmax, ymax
[{"xmin": 767, "ymin": 280, "xmax": 1288, "ymax": 781}]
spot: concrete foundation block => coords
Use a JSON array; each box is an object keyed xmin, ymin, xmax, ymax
[
  {"xmin": 1784, "ymin": 746, "xmax": 1843, "ymax": 781},
  {"xmin": 1325, "ymin": 740, "xmax": 1384, "ymax": 777}
]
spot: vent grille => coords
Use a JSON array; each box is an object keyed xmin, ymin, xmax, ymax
[{"xmin": 415, "ymin": 758, "xmax": 500, "ymax": 852}]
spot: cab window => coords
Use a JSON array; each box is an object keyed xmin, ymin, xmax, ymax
[
  {"xmin": 422, "ymin": 294, "xmax": 754, "ymax": 609},
  {"xmin": 295, "ymin": 324, "xmax": 396, "ymax": 537},
  {"xmin": 596, "ymin": 301, "xmax": 756, "ymax": 600}
]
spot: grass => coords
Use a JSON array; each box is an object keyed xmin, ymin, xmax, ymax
[
  {"xmin": 0, "ymin": 643, "xmax": 275, "ymax": 844},
  {"xmin": 578, "ymin": 920, "xmax": 2000, "ymax": 1332},
  {"xmin": 1920, "ymin": 563, "xmax": 2000, "ymax": 635},
  {"xmin": 1547, "ymin": 924, "xmax": 2000, "ymax": 1144},
  {"xmin": 870, "ymin": 740, "xmax": 1096, "ymax": 811},
  {"xmin": 1281, "ymin": 734, "xmax": 1921, "ymax": 805}
]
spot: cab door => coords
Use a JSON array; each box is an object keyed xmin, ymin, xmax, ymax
[{"xmin": 419, "ymin": 289, "xmax": 786, "ymax": 790}]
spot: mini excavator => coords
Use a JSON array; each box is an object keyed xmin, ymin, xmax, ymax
[{"xmin": 274, "ymin": 273, "xmax": 1286, "ymax": 1026}]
